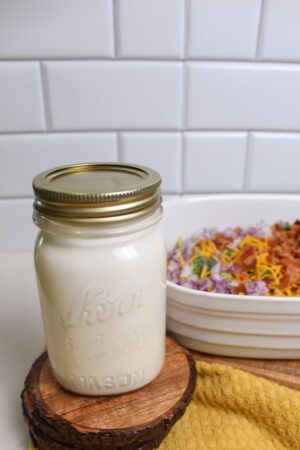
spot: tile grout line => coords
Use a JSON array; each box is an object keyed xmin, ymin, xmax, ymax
[
  {"xmin": 2, "ymin": 129, "xmax": 300, "ymax": 136},
  {"xmin": 180, "ymin": 0, "xmax": 189, "ymax": 133},
  {"xmin": 39, "ymin": 62, "xmax": 52, "ymax": 131},
  {"xmin": 0, "ymin": 129, "xmax": 182, "ymax": 136},
  {"xmin": 180, "ymin": 0, "xmax": 189, "ymax": 195},
  {"xmin": 2, "ymin": 57, "xmax": 300, "ymax": 65},
  {"xmin": 112, "ymin": 0, "xmax": 119, "ymax": 58},
  {"xmin": 0, "ymin": 196, "xmax": 33, "ymax": 201},
  {"xmin": 181, "ymin": 64, "xmax": 188, "ymax": 133},
  {"xmin": 3, "ymin": 191, "xmax": 300, "ymax": 204},
  {"xmin": 243, "ymin": 132, "xmax": 252, "ymax": 191},
  {"xmin": 183, "ymin": 0, "xmax": 189, "ymax": 60},
  {"xmin": 116, "ymin": 132, "xmax": 122, "ymax": 162},
  {"xmin": 254, "ymin": 0, "xmax": 266, "ymax": 60},
  {"xmin": 179, "ymin": 190, "xmax": 300, "ymax": 194},
  {"xmin": 180, "ymin": 132, "xmax": 185, "ymax": 195}
]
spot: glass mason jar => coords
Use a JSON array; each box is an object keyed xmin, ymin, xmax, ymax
[{"xmin": 32, "ymin": 163, "xmax": 166, "ymax": 395}]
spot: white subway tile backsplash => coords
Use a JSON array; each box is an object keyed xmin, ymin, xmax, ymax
[
  {"xmin": 259, "ymin": 0, "xmax": 300, "ymax": 62},
  {"xmin": 0, "ymin": 133, "xmax": 117, "ymax": 197},
  {"xmin": 0, "ymin": 199, "xmax": 35, "ymax": 251},
  {"xmin": 2, "ymin": 0, "xmax": 300, "ymax": 251},
  {"xmin": 162, "ymin": 195, "xmax": 180, "ymax": 203},
  {"xmin": 187, "ymin": 0, "xmax": 261, "ymax": 60},
  {"xmin": 120, "ymin": 133, "xmax": 181, "ymax": 193},
  {"xmin": 183, "ymin": 132, "xmax": 247, "ymax": 192},
  {"xmin": 0, "ymin": 62, "xmax": 45, "ymax": 132},
  {"xmin": 187, "ymin": 62, "xmax": 300, "ymax": 131},
  {"xmin": 44, "ymin": 61, "xmax": 182, "ymax": 130},
  {"xmin": 0, "ymin": 0, "xmax": 114, "ymax": 58},
  {"xmin": 116, "ymin": 0, "xmax": 184, "ymax": 58},
  {"xmin": 248, "ymin": 133, "xmax": 300, "ymax": 192}
]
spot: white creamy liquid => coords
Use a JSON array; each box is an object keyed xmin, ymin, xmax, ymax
[{"xmin": 34, "ymin": 218, "xmax": 166, "ymax": 395}]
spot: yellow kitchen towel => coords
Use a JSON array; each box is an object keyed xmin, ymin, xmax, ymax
[{"xmin": 28, "ymin": 360, "xmax": 300, "ymax": 450}]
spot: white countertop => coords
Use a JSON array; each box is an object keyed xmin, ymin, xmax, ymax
[{"xmin": 0, "ymin": 253, "xmax": 44, "ymax": 450}]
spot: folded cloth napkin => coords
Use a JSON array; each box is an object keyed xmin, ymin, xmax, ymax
[{"xmin": 28, "ymin": 361, "xmax": 300, "ymax": 450}]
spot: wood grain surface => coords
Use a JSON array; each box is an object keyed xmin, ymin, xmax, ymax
[
  {"xmin": 22, "ymin": 335, "xmax": 300, "ymax": 449},
  {"xmin": 192, "ymin": 351, "xmax": 300, "ymax": 391},
  {"xmin": 22, "ymin": 336, "xmax": 196, "ymax": 450}
]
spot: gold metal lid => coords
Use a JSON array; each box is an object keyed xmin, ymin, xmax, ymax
[{"xmin": 33, "ymin": 163, "xmax": 161, "ymax": 222}]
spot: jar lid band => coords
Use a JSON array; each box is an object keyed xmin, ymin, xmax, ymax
[{"xmin": 33, "ymin": 163, "xmax": 161, "ymax": 222}]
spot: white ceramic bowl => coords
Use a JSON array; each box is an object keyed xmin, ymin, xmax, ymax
[{"xmin": 163, "ymin": 194, "xmax": 300, "ymax": 358}]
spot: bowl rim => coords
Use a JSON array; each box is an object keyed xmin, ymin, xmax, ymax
[
  {"xmin": 167, "ymin": 280, "xmax": 300, "ymax": 302},
  {"xmin": 165, "ymin": 193, "xmax": 300, "ymax": 303}
]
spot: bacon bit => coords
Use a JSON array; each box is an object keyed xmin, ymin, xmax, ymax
[
  {"xmin": 281, "ymin": 256, "xmax": 299, "ymax": 282},
  {"xmin": 281, "ymin": 256, "xmax": 299, "ymax": 269},
  {"xmin": 279, "ymin": 273, "xmax": 291, "ymax": 290},
  {"xmin": 234, "ymin": 284, "xmax": 246, "ymax": 295},
  {"xmin": 237, "ymin": 245, "xmax": 257, "ymax": 270},
  {"xmin": 234, "ymin": 227, "xmax": 242, "ymax": 234},
  {"xmin": 214, "ymin": 233, "xmax": 233, "ymax": 251},
  {"xmin": 268, "ymin": 237, "xmax": 280, "ymax": 247}
]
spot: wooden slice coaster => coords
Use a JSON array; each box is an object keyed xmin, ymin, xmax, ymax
[{"xmin": 22, "ymin": 336, "xmax": 196, "ymax": 450}]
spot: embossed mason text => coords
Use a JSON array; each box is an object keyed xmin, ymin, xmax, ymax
[{"xmin": 70, "ymin": 369, "xmax": 144, "ymax": 391}]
